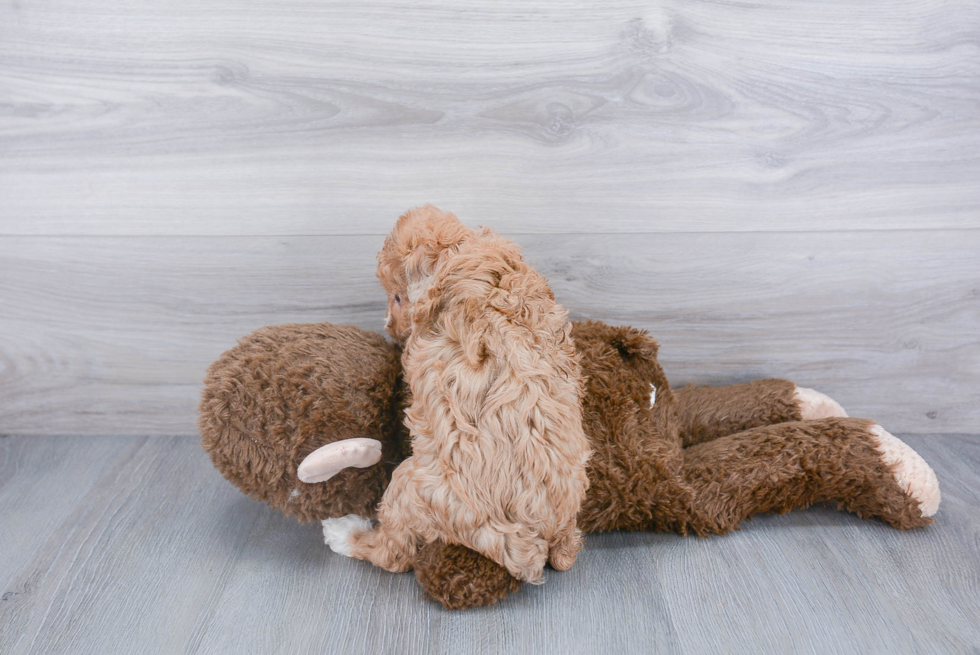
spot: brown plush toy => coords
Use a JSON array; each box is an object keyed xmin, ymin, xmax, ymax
[{"xmin": 199, "ymin": 320, "xmax": 941, "ymax": 610}]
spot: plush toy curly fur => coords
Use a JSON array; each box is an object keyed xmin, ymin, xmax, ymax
[{"xmin": 200, "ymin": 320, "xmax": 940, "ymax": 609}]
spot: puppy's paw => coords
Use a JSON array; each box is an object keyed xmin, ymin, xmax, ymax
[
  {"xmin": 548, "ymin": 528, "xmax": 584, "ymax": 572},
  {"xmin": 548, "ymin": 548, "xmax": 578, "ymax": 572},
  {"xmin": 868, "ymin": 425, "xmax": 941, "ymax": 518},
  {"xmin": 795, "ymin": 386, "xmax": 848, "ymax": 420},
  {"xmin": 321, "ymin": 515, "xmax": 374, "ymax": 557}
]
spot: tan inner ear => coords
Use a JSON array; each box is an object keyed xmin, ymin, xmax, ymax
[{"xmin": 297, "ymin": 438, "xmax": 384, "ymax": 484}]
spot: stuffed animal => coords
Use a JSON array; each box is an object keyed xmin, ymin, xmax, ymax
[{"xmin": 199, "ymin": 320, "xmax": 940, "ymax": 609}]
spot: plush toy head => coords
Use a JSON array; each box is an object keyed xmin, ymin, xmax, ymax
[{"xmin": 199, "ymin": 323, "xmax": 409, "ymax": 522}]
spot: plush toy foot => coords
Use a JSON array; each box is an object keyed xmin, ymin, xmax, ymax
[
  {"xmin": 795, "ymin": 386, "xmax": 848, "ymax": 420},
  {"xmin": 322, "ymin": 515, "xmax": 374, "ymax": 556},
  {"xmin": 868, "ymin": 425, "xmax": 941, "ymax": 518}
]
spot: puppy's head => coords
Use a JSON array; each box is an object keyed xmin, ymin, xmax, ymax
[{"xmin": 377, "ymin": 205, "xmax": 472, "ymax": 343}]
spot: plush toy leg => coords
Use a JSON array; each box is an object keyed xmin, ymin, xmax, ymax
[
  {"xmin": 795, "ymin": 386, "xmax": 848, "ymax": 420},
  {"xmin": 681, "ymin": 417, "xmax": 940, "ymax": 534},
  {"xmin": 673, "ymin": 379, "xmax": 847, "ymax": 447},
  {"xmin": 409, "ymin": 520, "xmax": 579, "ymax": 609},
  {"xmin": 414, "ymin": 541, "xmax": 522, "ymax": 610}
]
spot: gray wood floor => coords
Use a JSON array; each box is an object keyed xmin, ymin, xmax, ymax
[{"xmin": 1, "ymin": 434, "xmax": 978, "ymax": 654}]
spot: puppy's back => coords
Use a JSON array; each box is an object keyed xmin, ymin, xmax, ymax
[{"xmin": 403, "ymin": 228, "xmax": 590, "ymax": 545}]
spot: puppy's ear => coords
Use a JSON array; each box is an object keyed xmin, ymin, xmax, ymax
[{"xmin": 400, "ymin": 206, "xmax": 472, "ymax": 299}]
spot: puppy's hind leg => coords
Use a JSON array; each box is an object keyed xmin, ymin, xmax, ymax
[
  {"xmin": 488, "ymin": 528, "xmax": 551, "ymax": 585},
  {"xmin": 347, "ymin": 457, "xmax": 426, "ymax": 573},
  {"xmin": 323, "ymin": 506, "xmax": 418, "ymax": 574},
  {"xmin": 547, "ymin": 522, "xmax": 584, "ymax": 572},
  {"xmin": 348, "ymin": 520, "xmax": 417, "ymax": 573}
]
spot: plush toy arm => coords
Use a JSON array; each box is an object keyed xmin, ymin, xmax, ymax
[
  {"xmin": 673, "ymin": 379, "xmax": 805, "ymax": 447},
  {"xmin": 681, "ymin": 417, "xmax": 940, "ymax": 534}
]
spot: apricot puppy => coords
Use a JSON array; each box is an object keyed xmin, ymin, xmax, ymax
[{"xmin": 326, "ymin": 206, "xmax": 591, "ymax": 583}]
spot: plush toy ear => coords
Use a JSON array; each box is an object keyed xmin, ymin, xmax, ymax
[{"xmin": 297, "ymin": 438, "xmax": 384, "ymax": 483}]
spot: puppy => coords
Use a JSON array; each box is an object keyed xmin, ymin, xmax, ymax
[{"xmin": 328, "ymin": 206, "xmax": 591, "ymax": 584}]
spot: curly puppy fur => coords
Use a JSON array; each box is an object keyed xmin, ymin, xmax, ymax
[{"xmin": 353, "ymin": 206, "xmax": 592, "ymax": 583}]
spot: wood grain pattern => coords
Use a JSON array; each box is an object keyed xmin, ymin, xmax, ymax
[
  {"xmin": 2, "ymin": 230, "xmax": 978, "ymax": 436},
  {"xmin": 2, "ymin": 1, "xmax": 976, "ymax": 648},
  {"xmin": 1, "ymin": 0, "xmax": 978, "ymax": 235},
  {"xmin": 1, "ymin": 434, "xmax": 977, "ymax": 654},
  {"xmin": 0, "ymin": 435, "xmax": 127, "ymax": 601}
]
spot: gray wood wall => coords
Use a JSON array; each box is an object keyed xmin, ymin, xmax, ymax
[{"xmin": 1, "ymin": 0, "xmax": 978, "ymax": 436}]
